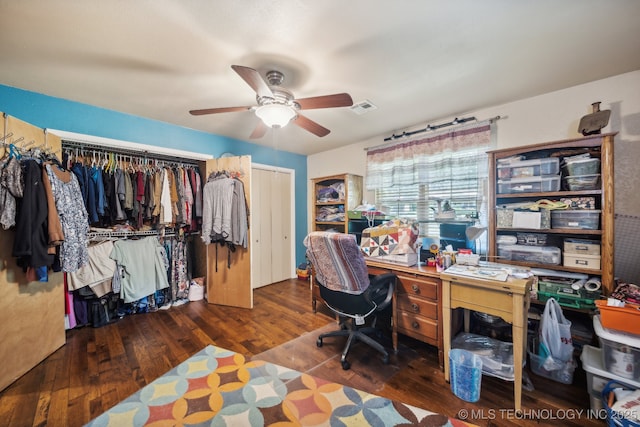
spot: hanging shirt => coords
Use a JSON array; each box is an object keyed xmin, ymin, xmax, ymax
[
  {"xmin": 201, "ymin": 174, "xmax": 234, "ymax": 244},
  {"xmin": 109, "ymin": 237, "xmax": 169, "ymax": 303},
  {"xmin": 90, "ymin": 166, "xmax": 105, "ymax": 218},
  {"xmin": 123, "ymin": 170, "xmax": 133, "ymax": 211},
  {"xmin": 67, "ymin": 240, "xmax": 116, "ymax": 291},
  {"xmin": 183, "ymin": 168, "xmax": 194, "ymax": 229},
  {"xmin": 160, "ymin": 169, "xmax": 173, "ymax": 224},
  {"xmin": 230, "ymin": 178, "xmax": 248, "ymax": 248}
]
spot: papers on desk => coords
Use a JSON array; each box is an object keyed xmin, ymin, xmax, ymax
[{"xmin": 445, "ymin": 262, "xmax": 533, "ymax": 282}]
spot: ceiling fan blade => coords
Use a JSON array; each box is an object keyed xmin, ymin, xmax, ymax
[
  {"xmin": 189, "ymin": 106, "xmax": 251, "ymax": 116},
  {"xmin": 295, "ymin": 93, "xmax": 353, "ymax": 110},
  {"xmin": 249, "ymin": 120, "xmax": 269, "ymax": 139},
  {"xmin": 293, "ymin": 114, "xmax": 331, "ymax": 137},
  {"xmin": 231, "ymin": 65, "xmax": 273, "ymax": 99}
]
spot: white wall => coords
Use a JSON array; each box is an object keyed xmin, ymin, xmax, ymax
[{"xmin": 308, "ymin": 70, "xmax": 640, "ymax": 230}]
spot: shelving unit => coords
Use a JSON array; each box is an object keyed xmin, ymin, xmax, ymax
[
  {"xmin": 311, "ymin": 173, "xmax": 363, "ymax": 234},
  {"xmin": 487, "ymin": 133, "xmax": 616, "ymax": 297}
]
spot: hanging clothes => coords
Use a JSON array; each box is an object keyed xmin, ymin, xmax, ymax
[
  {"xmin": 182, "ymin": 168, "xmax": 194, "ymax": 230},
  {"xmin": 201, "ymin": 173, "xmax": 234, "ymax": 244},
  {"xmin": 0, "ymin": 155, "xmax": 23, "ymax": 230},
  {"xmin": 44, "ymin": 163, "xmax": 90, "ymax": 272},
  {"xmin": 201, "ymin": 171, "xmax": 249, "ymax": 269},
  {"xmin": 41, "ymin": 162, "xmax": 65, "ymax": 257},
  {"xmin": 67, "ymin": 240, "xmax": 117, "ymax": 294},
  {"xmin": 171, "ymin": 237, "xmax": 190, "ymax": 300},
  {"xmin": 109, "ymin": 237, "xmax": 169, "ymax": 303},
  {"xmin": 230, "ymin": 177, "xmax": 248, "ymax": 248},
  {"xmin": 12, "ymin": 159, "xmax": 53, "ymax": 270},
  {"xmin": 160, "ymin": 168, "xmax": 173, "ymax": 224}
]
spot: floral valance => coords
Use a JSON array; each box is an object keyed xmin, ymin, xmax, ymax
[{"xmin": 365, "ymin": 121, "xmax": 492, "ymax": 190}]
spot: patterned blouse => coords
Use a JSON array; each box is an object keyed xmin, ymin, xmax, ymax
[{"xmin": 45, "ymin": 164, "xmax": 89, "ymax": 272}]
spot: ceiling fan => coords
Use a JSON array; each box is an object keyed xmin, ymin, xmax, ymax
[{"xmin": 189, "ymin": 65, "xmax": 354, "ymax": 138}]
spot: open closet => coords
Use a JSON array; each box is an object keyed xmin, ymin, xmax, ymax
[{"xmin": 0, "ymin": 114, "xmax": 258, "ymax": 391}]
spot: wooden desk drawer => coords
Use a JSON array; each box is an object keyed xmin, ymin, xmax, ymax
[
  {"xmin": 396, "ymin": 274, "xmax": 439, "ymax": 300},
  {"xmin": 450, "ymin": 282, "xmax": 512, "ymax": 312},
  {"xmin": 396, "ymin": 294, "xmax": 437, "ymax": 320},
  {"xmin": 397, "ymin": 311, "xmax": 438, "ymax": 340}
]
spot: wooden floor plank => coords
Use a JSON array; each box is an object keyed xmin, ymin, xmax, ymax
[{"xmin": 0, "ymin": 279, "xmax": 602, "ymax": 426}]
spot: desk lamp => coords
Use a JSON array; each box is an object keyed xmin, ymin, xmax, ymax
[{"xmin": 465, "ymin": 226, "xmax": 487, "ymax": 260}]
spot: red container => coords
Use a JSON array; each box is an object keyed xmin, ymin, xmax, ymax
[{"xmin": 595, "ymin": 300, "xmax": 640, "ymax": 335}]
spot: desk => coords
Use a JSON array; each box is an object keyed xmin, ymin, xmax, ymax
[
  {"xmin": 366, "ymin": 261, "xmax": 444, "ymax": 367},
  {"xmin": 440, "ymin": 271, "xmax": 532, "ymax": 411}
]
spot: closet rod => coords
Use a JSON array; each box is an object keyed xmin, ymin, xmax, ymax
[
  {"xmin": 61, "ymin": 140, "xmax": 200, "ymax": 167},
  {"xmin": 87, "ymin": 229, "xmax": 177, "ymax": 240}
]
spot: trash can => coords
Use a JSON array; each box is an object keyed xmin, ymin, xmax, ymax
[{"xmin": 450, "ymin": 348, "xmax": 483, "ymax": 402}]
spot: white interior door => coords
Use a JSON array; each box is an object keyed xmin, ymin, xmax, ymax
[
  {"xmin": 271, "ymin": 170, "xmax": 292, "ymax": 283},
  {"xmin": 251, "ymin": 165, "xmax": 294, "ymax": 289}
]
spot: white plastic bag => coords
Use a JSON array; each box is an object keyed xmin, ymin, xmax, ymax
[{"xmin": 539, "ymin": 298, "xmax": 573, "ymax": 363}]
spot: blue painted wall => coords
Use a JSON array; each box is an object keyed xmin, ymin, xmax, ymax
[{"xmin": 0, "ymin": 84, "xmax": 308, "ymax": 267}]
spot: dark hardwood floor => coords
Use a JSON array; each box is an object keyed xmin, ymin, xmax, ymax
[{"xmin": 0, "ymin": 279, "xmax": 604, "ymax": 427}]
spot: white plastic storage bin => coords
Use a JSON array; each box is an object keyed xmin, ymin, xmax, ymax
[
  {"xmin": 581, "ymin": 345, "xmax": 640, "ymax": 411},
  {"xmin": 496, "ymin": 157, "xmax": 560, "ymax": 179},
  {"xmin": 551, "ymin": 210, "xmax": 600, "ymax": 230},
  {"xmin": 564, "ymin": 238, "xmax": 601, "ymax": 255},
  {"xmin": 594, "ymin": 315, "xmax": 640, "ymax": 381},
  {"xmin": 497, "ymin": 244, "xmax": 561, "ymax": 265},
  {"xmin": 563, "ymin": 253, "xmax": 601, "ymax": 270},
  {"xmin": 496, "ymin": 175, "xmax": 561, "ymax": 194}
]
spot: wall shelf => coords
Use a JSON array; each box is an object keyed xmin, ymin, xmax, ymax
[{"xmin": 488, "ymin": 132, "xmax": 616, "ymax": 296}]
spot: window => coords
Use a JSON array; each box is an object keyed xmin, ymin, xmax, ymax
[{"xmin": 366, "ymin": 122, "xmax": 492, "ymax": 240}]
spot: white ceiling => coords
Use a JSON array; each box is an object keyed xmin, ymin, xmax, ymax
[{"xmin": 1, "ymin": 1, "xmax": 639, "ymax": 156}]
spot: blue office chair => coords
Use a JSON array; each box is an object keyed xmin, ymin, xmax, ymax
[{"xmin": 304, "ymin": 231, "xmax": 396, "ymax": 370}]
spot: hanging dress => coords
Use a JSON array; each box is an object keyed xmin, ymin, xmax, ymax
[{"xmin": 45, "ymin": 163, "xmax": 90, "ymax": 272}]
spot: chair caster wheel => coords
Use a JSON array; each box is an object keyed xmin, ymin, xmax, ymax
[
  {"xmin": 382, "ymin": 354, "xmax": 390, "ymax": 364},
  {"xmin": 316, "ymin": 338, "xmax": 323, "ymax": 347},
  {"xmin": 341, "ymin": 360, "xmax": 351, "ymax": 370}
]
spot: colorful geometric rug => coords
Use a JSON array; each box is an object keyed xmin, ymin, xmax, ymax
[{"xmin": 85, "ymin": 345, "xmax": 473, "ymax": 426}]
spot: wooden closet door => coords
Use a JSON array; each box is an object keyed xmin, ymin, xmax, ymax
[
  {"xmin": 1, "ymin": 116, "xmax": 65, "ymax": 392},
  {"xmin": 202, "ymin": 156, "xmax": 252, "ymax": 308}
]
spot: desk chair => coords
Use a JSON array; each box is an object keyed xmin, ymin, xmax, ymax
[{"xmin": 304, "ymin": 231, "xmax": 396, "ymax": 370}]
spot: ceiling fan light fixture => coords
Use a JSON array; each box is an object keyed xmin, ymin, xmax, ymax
[{"xmin": 255, "ymin": 104, "xmax": 296, "ymax": 128}]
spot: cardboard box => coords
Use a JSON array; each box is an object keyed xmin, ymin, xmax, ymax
[{"xmin": 563, "ymin": 253, "xmax": 601, "ymax": 270}]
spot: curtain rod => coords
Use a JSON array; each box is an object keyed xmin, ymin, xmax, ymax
[{"xmin": 381, "ymin": 115, "xmax": 501, "ymax": 143}]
